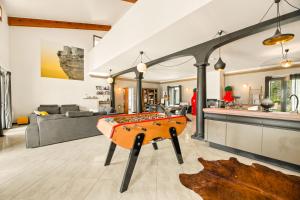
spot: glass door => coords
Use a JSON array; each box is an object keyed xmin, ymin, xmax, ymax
[{"xmin": 167, "ymin": 85, "xmax": 182, "ymax": 106}]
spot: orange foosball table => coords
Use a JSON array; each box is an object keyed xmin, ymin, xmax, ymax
[{"xmin": 97, "ymin": 112, "xmax": 187, "ymax": 192}]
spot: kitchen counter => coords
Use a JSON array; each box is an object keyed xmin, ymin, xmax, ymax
[
  {"xmin": 203, "ymin": 108, "xmax": 300, "ymax": 170},
  {"xmin": 203, "ymin": 108, "xmax": 300, "ymax": 122}
]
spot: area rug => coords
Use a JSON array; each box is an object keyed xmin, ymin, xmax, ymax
[{"xmin": 179, "ymin": 157, "xmax": 300, "ymax": 200}]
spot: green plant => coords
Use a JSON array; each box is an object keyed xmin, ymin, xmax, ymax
[{"xmin": 225, "ymin": 86, "xmax": 233, "ymax": 91}]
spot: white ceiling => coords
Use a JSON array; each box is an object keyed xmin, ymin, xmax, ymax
[
  {"xmin": 4, "ymin": 0, "xmax": 133, "ymax": 25},
  {"xmin": 125, "ymin": 20, "xmax": 300, "ymax": 82},
  {"xmin": 89, "ymin": 0, "xmax": 300, "ymax": 82}
]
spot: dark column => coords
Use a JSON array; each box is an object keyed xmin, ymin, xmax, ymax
[
  {"xmin": 136, "ymin": 72, "xmax": 143, "ymax": 113},
  {"xmin": 192, "ymin": 63, "xmax": 207, "ymax": 140},
  {"xmin": 110, "ymin": 80, "xmax": 115, "ymax": 109}
]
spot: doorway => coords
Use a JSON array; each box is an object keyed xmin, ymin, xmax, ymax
[{"xmin": 123, "ymin": 87, "xmax": 135, "ymax": 114}]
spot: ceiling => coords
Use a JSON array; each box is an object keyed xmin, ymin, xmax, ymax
[
  {"xmin": 89, "ymin": 0, "xmax": 300, "ymax": 82},
  {"xmin": 4, "ymin": 0, "xmax": 133, "ymax": 25},
  {"xmin": 120, "ymin": 20, "xmax": 300, "ymax": 82}
]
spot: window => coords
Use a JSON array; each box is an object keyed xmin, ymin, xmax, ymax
[
  {"xmin": 93, "ymin": 35, "xmax": 102, "ymax": 47},
  {"xmin": 265, "ymin": 74, "xmax": 300, "ymax": 112}
]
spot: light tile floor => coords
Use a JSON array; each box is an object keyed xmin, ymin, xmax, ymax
[{"xmin": 0, "ymin": 119, "xmax": 299, "ymax": 200}]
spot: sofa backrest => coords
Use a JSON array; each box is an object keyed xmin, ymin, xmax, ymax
[
  {"xmin": 38, "ymin": 105, "xmax": 60, "ymax": 114},
  {"xmin": 60, "ymin": 104, "xmax": 79, "ymax": 114}
]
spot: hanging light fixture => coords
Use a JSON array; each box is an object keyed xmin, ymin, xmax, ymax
[
  {"xmin": 280, "ymin": 48, "xmax": 293, "ymax": 67},
  {"xmin": 107, "ymin": 69, "xmax": 114, "ymax": 84},
  {"xmin": 262, "ymin": 0, "xmax": 294, "ymax": 46},
  {"xmin": 214, "ymin": 30, "xmax": 226, "ymax": 71},
  {"xmin": 137, "ymin": 51, "xmax": 147, "ymax": 73}
]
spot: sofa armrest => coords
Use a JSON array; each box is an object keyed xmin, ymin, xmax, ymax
[
  {"xmin": 29, "ymin": 114, "xmax": 38, "ymax": 125},
  {"xmin": 25, "ymin": 124, "xmax": 40, "ymax": 148}
]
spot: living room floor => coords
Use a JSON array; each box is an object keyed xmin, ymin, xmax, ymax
[{"xmin": 0, "ymin": 116, "xmax": 299, "ymax": 200}]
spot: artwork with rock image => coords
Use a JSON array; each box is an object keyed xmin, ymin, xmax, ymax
[{"xmin": 41, "ymin": 41, "xmax": 84, "ymax": 80}]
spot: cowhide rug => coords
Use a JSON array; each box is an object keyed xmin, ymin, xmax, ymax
[{"xmin": 179, "ymin": 157, "xmax": 300, "ymax": 200}]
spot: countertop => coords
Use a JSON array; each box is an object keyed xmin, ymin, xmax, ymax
[{"xmin": 203, "ymin": 108, "xmax": 300, "ymax": 122}]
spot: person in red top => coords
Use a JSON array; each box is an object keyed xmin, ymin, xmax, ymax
[{"xmin": 191, "ymin": 88, "xmax": 197, "ymax": 115}]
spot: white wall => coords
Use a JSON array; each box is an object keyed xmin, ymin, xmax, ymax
[
  {"xmin": 159, "ymin": 71, "xmax": 224, "ymax": 104},
  {"xmin": 0, "ymin": 0, "xmax": 10, "ymax": 70},
  {"xmin": 89, "ymin": 0, "xmax": 212, "ymax": 72},
  {"xmin": 225, "ymin": 67, "xmax": 300, "ymax": 104},
  {"xmin": 10, "ymin": 27, "xmax": 106, "ymax": 120},
  {"xmin": 160, "ymin": 80, "xmax": 196, "ymax": 104}
]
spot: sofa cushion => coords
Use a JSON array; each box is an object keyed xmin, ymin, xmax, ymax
[
  {"xmin": 93, "ymin": 111, "xmax": 107, "ymax": 116},
  {"xmin": 60, "ymin": 105, "xmax": 80, "ymax": 114},
  {"xmin": 38, "ymin": 105, "xmax": 60, "ymax": 114},
  {"xmin": 65, "ymin": 111, "xmax": 93, "ymax": 118}
]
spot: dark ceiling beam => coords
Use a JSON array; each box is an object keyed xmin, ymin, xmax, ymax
[
  {"xmin": 112, "ymin": 10, "xmax": 300, "ymax": 77},
  {"xmin": 8, "ymin": 17, "xmax": 111, "ymax": 31}
]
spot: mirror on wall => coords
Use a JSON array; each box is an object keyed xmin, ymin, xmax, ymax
[{"xmin": 167, "ymin": 85, "xmax": 182, "ymax": 106}]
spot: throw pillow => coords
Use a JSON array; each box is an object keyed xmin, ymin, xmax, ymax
[{"xmin": 33, "ymin": 111, "xmax": 49, "ymax": 116}]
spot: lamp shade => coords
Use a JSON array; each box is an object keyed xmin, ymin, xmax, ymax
[
  {"xmin": 214, "ymin": 57, "xmax": 226, "ymax": 71},
  {"xmin": 263, "ymin": 29, "xmax": 294, "ymax": 46},
  {"xmin": 137, "ymin": 62, "xmax": 147, "ymax": 73},
  {"xmin": 107, "ymin": 77, "xmax": 114, "ymax": 84},
  {"xmin": 280, "ymin": 60, "xmax": 293, "ymax": 68}
]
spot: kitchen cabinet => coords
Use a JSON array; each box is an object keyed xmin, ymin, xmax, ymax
[
  {"xmin": 262, "ymin": 127, "xmax": 300, "ymax": 165},
  {"xmin": 204, "ymin": 109, "xmax": 300, "ymax": 167},
  {"xmin": 206, "ymin": 119, "xmax": 227, "ymax": 145},
  {"xmin": 226, "ymin": 122, "xmax": 263, "ymax": 155}
]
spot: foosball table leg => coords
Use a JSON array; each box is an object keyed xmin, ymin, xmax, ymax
[
  {"xmin": 169, "ymin": 127, "xmax": 184, "ymax": 164},
  {"xmin": 104, "ymin": 142, "xmax": 117, "ymax": 166},
  {"xmin": 152, "ymin": 142, "xmax": 158, "ymax": 150},
  {"xmin": 120, "ymin": 133, "xmax": 145, "ymax": 193}
]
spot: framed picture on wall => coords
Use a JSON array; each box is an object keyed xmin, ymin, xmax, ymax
[
  {"xmin": 41, "ymin": 41, "xmax": 84, "ymax": 81},
  {"xmin": 0, "ymin": 5, "xmax": 2, "ymax": 22}
]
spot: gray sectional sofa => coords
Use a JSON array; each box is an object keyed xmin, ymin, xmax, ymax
[{"xmin": 25, "ymin": 105, "xmax": 114, "ymax": 148}]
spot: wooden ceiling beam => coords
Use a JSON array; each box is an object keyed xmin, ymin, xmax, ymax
[
  {"xmin": 7, "ymin": 17, "xmax": 111, "ymax": 31},
  {"xmin": 122, "ymin": 0, "xmax": 138, "ymax": 3}
]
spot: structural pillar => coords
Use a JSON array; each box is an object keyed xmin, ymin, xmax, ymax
[
  {"xmin": 192, "ymin": 63, "xmax": 207, "ymax": 140},
  {"xmin": 136, "ymin": 72, "xmax": 143, "ymax": 113},
  {"xmin": 110, "ymin": 79, "xmax": 115, "ymax": 109}
]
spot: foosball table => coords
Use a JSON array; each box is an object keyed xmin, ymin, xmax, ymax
[{"xmin": 97, "ymin": 112, "xmax": 187, "ymax": 192}]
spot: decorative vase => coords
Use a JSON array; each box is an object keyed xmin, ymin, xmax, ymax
[{"xmin": 261, "ymin": 98, "xmax": 274, "ymax": 112}]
